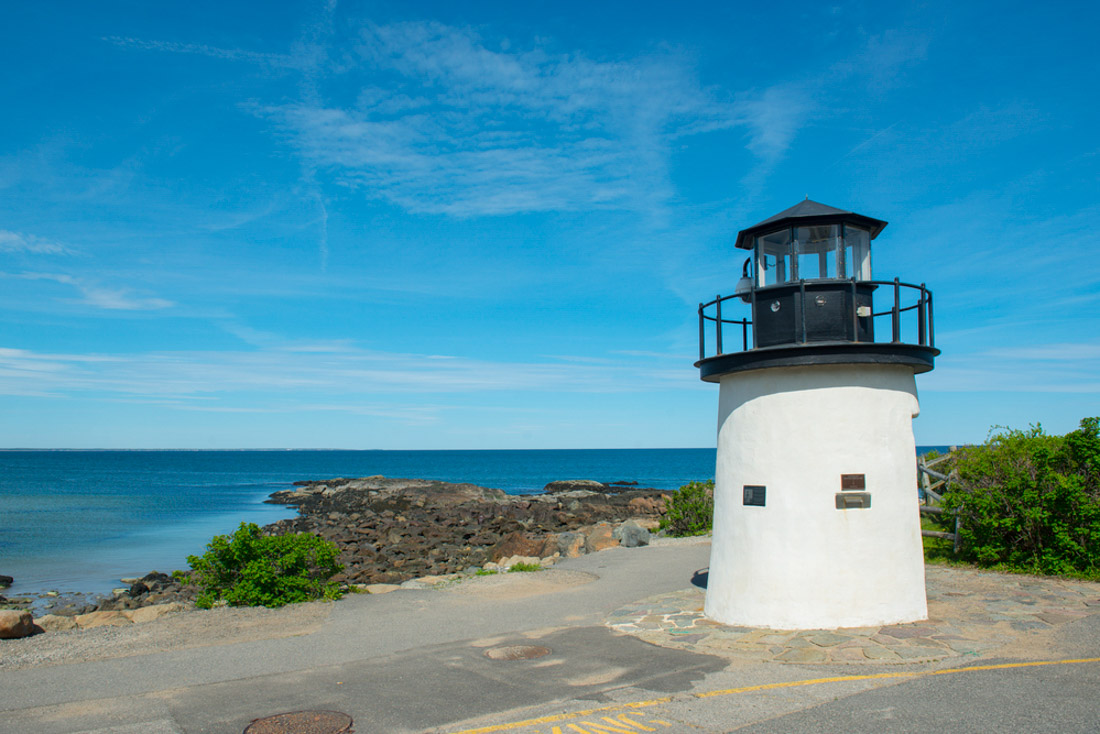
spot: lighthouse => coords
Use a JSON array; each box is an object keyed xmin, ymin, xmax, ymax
[{"xmin": 696, "ymin": 200, "xmax": 939, "ymax": 630}]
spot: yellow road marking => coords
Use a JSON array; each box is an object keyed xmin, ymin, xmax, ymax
[{"xmin": 446, "ymin": 657, "xmax": 1100, "ymax": 734}]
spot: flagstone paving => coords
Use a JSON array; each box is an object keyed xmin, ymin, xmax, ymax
[{"xmin": 606, "ymin": 565, "xmax": 1100, "ymax": 665}]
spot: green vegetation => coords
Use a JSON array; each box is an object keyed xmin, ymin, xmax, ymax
[
  {"xmin": 659, "ymin": 480, "xmax": 714, "ymax": 537},
  {"xmin": 508, "ymin": 562, "xmax": 541, "ymax": 573},
  {"xmin": 474, "ymin": 568, "xmax": 499, "ymax": 576},
  {"xmin": 936, "ymin": 417, "xmax": 1100, "ymax": 579},
  {"xmin": 176, "ymin": 522, "xmax": 344, "ymax": 608}
]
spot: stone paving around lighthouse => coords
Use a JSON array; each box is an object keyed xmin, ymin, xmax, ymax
[{"xmin": 607, "ymin": 565, "xmax": 1100, "ymax": 665}]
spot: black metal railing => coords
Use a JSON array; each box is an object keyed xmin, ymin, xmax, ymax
[{"xmin": 698, "ymin": 278, "xmax": 934, "ymax": 360}]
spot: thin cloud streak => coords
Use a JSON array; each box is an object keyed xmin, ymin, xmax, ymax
[
  {"xmin": 103, "ymin": 35, "xmax": 300, "ymax": 69},
  {"xmin": 6, "ymin": 272, "xmax": 174, "ymax": 311},
  {"xmin": 0, "ymin": 344, "xmax": 698, "ymax": 403},
  {"xmin": 0, "ymin": 230, "xmax": 71, "ymax": 255}
]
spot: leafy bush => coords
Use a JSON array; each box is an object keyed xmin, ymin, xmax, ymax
[
  {"xmin": 659, "ymin": 480, "xmax": 714, "ymax": 537},
  {"xmin": 509, "ymin": 562, "xmax": 542, "ymax": 573},
  {"xmin": 942, "ymin": 417, "xmax": 1100, "ymax": 577},
  {"xmin": 177, "ymin": 522, "xmax": 344, "ymax": 608}
]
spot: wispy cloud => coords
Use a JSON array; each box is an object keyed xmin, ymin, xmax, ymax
[
  {"xmin": 924, "ymin": 341, "xmax": 1100, "ymax": 394},
  {"xmin": 263, "ymin": 21, "xmax": 752, "ymax": 217},
  {"xmin": 0, "ymin": 230, "xmax": 71, "ymax": 255},
  {"xmin": 103, "ymin": 35, "xmax": 300, "ymax": 69},
  {"xmin": 736, "ymin": 84, "xmax": 812, "ymax": 161},
  {"xmin": 0, "ymin": 343, "xmax": 699, "ymax": 403},
  {"xmin": 7, "ymin": 272, "xmax": 174, "ymax": 311}
]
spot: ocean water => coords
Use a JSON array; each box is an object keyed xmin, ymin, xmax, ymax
[{"xmin": 0, "ymin": 448, "xmax": 716, "ymax": 596}]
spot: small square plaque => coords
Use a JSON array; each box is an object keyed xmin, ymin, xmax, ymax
[
  {"xmin": 841, "ymin": 473, "xmax": 866, "ymax": 490},
  {"xmin": 743, "ymin": 485, "xmax": 766, "ymax": 507}
]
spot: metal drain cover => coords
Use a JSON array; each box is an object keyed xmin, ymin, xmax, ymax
[
  {"xmin": 244, "ymin": 710, "xmax": 353, "ymax": 734},
  {"xmin": 484, "ymin": 644, "xmax": 551, "ymax": 661}
]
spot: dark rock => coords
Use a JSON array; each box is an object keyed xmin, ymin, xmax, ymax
[
  {"xmin": 614, "ymin": 520, "xmax": 652, "ymax": 548},
  {"xmin": 543, "ymin": 480, "xmax": 606, "ymax": 494},
  {"xmin": 0, "ymin": 575, "xmax": 13, "ymax": 588},
  {"xmin": 489, "ymin": 531, "xmax": 546, "ymax": 562}
]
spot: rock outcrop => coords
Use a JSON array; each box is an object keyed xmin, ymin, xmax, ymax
[
  {"xmin": 261, "ymin": 476, "xmax": 668, "ymax": 587},
  {"xmin": 32, "ymin": 476, "xmax": 670, "ymax": 622}
]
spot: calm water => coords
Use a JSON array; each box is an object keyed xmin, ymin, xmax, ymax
[{"xmin": 0, "ymin": 449, "xmax": 716, "ymax": 596}]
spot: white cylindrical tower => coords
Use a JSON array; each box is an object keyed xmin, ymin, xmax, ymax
[{"xmin": 696, "ymin": 200, "xmax": 939, "ymax": 630}]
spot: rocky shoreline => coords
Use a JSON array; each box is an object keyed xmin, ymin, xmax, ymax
[{"xmin": 0, "ymin": 476, "xmax": 670, "ymax": 637}]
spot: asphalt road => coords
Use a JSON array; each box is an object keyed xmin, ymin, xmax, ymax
[{"xmin": 2, "ymin": 540, "xmax": 1098, "ymax": 734}]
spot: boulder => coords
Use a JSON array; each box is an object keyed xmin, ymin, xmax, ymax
[
  {"xmin": 363, "ymin": 583, "xmax": 402, "ymax": 594},
  {"xmin": 123, "ymin": 602, "xmax": 184, "ymax": 624},
  {"xmin": 628, "ymin": 496, "xmax": 665, "ymax": 514},
  {"xmin": 489, "ymin": 531, "xmax": 545, "ymax": 562},
  {"xmin": 613, "ymin": 520, "xmax": 651, "ymax": 548},
  {"xmin": 74, "ymin": 611, "xmax": 132, "ymax": 629},
  {"xmin": 0, "ymin": 609, "xmax": 34, "ymax": 639},
  {"xmin": 498, "ymin": 555, "xmax": 541, "ymax": 570},
  {"xmin": 0, "ymin": 574, "xmax": 13, "ymax": 588},
  {"xmin": 584, "ymin": 523, "xmax": 620, "ymax": 553},
  {"xmin": 554, "ymin": 532, "xmax": 587, "ymax": 558},
  {"xmin": 35, "ymin": 614, "xmax": 77, "ymax": 632}
]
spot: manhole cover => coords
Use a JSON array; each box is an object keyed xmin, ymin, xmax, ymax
[
  {"xmin": 244, "ymin": 710, "xmax": 353, "ymax": 734},
  {"xmin": 484, "ymin": 644, "xmax": 551, "ymax": 661}
]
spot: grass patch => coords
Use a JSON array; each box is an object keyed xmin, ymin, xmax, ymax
[{"xmin": 508, "ymin": 562, "xmax": 542, "ymax": 573}]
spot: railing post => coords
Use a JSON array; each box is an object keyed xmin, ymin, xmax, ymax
[
  {"xmin": 850, "ymin": 278, "xmax": 858, "ymax": 342},
  {"xmin": 698, "ymin": 304, "xmax": 705, "ymax": 361},
  {"xmin": 918, "ymin": 283, "xmax": 927, "ymax": 346},
  {"xmin": 927, "ymin": 291, "xmax": 935, "ymax": 349},
  {"xmin": 742, "ymin": 318, "xmax": 748, "ymax": 351},
  {"xmin": 715, "ymin": 295, "xmax": 723, "ymax": 355},
  {"xmin": 892, "ymin": 277, "xmax": 901, "ymax": 343},
  {"xmin": 750, "ymin": 287, "xmax": 758, "ymax": 349},
  {"xmin": 799, "ymin": 279, "xmax": 807, "ymax": 343}
]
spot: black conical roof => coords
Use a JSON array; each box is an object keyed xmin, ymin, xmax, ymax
[{"xmin": 735, "ymin": 199, "xmax": 887, "ymax": 250}]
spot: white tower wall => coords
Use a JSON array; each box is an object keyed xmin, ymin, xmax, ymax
[{"xmin": 704, "ymin": 363, "xmax": 927, "ymax": 630}]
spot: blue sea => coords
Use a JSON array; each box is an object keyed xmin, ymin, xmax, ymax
[{"xmin": 0, "ymin": 448, "xmax": 718, "ymax": 596}]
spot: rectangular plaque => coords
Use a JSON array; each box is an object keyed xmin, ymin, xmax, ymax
[
  {"xmin": 743, "ymin": 485, "xmax": 766, "ymax": 507},
  {"xmin": 836, "ymin": 492, "xmax": 871, "ymax": 509},
  {"xmin": 841, "ymin": 473, "xmax": 866, "ymax": 490}
]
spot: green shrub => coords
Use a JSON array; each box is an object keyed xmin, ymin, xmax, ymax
[
  {"xmin": 659, "ymin": 480, "xmax": 714, "ymax": 537},
  {"xmin": 942, "ymin": 417, "xmax": 1100, "ymax": 577},
  {"xmin": 508, "ymin": 562, "xmax": 541, "ymax": 573},
  {"xmin": 177, "ymin": 522, "xmax": 344, "ymax": 608}
]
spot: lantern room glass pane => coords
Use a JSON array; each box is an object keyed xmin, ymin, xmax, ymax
[
  {"xmin": 795, "ymin": 225, "xmax": 839, "ymax": 280},
  {"xmin": 755, "ymin": 229, "xmax": 792, "ymax": 286},
  {"xmin": 843, "ymin": 226, "xmax": 871, "ymax": 280}
]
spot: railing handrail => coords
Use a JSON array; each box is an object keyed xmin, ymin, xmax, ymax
[{"xmin": 698, "ymin": 277, "xmax": 934, "ymax": 359}]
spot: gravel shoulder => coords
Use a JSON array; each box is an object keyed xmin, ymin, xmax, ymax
[{"xmin": 0, "ymin": 599, "xmax": 331, "ymax": 671}]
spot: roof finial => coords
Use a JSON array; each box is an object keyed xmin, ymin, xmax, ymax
[{"xmin": 805, "ymin": 194, "xmax": 809, "ymax": 200}]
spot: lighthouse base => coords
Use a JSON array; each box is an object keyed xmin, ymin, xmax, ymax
[{"xmin": 704, "ymin": 363, "xmax": 928, "ymax": 630}]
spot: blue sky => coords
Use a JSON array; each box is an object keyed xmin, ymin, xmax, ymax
[{"xmin": 1, "ymin": 1, "xmax": 1096, "ymax": 449}]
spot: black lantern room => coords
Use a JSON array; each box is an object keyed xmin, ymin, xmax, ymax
[{"xmin": 696, "ymin": 200, "xmax": 939, "ymax": 381}]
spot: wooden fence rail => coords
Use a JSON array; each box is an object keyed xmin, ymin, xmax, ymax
[{"xmin": 918, "ymin": 449, "xmax": 960, "ymax": 554}]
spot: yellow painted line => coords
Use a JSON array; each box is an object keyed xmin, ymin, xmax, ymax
[
  {"xmin": 445, "ymin": 657, "xmax": 1100, "ymax": 734},
  {"xmin": 447, "ymin": 699, "xmax": 672, "ymax": 734}
]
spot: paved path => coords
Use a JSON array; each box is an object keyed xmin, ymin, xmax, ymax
[
  {"xmin": 2, "ymin": 539, "xmax": 1099, "ymax": 734},
  {"xmin": 608, "ymin": 565, "xmax": 1100, "ymax": 664}
]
